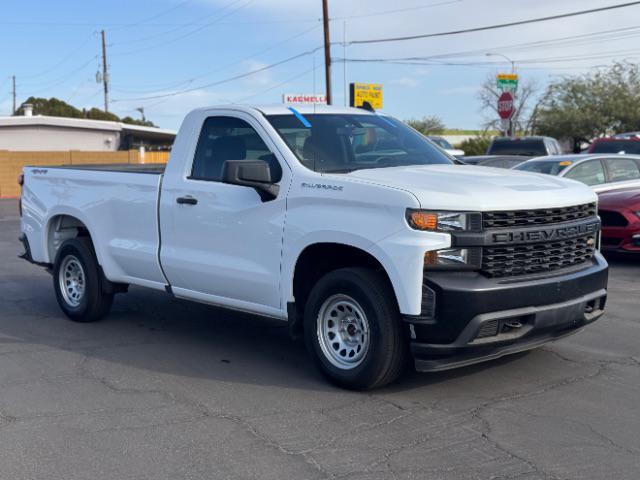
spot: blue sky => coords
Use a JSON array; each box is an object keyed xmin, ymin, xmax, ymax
[{"xmin": 1, "ymin": 0, "xmax": 640, "ymax": 130}]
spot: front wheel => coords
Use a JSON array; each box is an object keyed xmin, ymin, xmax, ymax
[
  {"xmin": 53, "ymin": 238, "xmax": 113, "ymax": 322},
  {"xmin": 304, "ymin": 268, "xmax": 408, "ymax": 390}
]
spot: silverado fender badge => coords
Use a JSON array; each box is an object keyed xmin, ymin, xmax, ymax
[{"xmin": 301, "ymin": 182, "xmax": 344, "ymax": 192}]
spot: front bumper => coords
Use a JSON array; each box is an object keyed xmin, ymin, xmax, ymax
[
  {"xmin": 601, "ymin": 225, "xmax": 640, "ymax": 253},
  {"xmin": 405, "ymin": 252, "xmax": 609, "ymax": 372}
]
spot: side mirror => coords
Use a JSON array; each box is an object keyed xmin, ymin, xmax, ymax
[{"xmin": 222, "ymin": 160, "xmax": 279, "ymax": 201}]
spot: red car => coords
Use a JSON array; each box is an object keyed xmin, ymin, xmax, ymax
[
  {"xmin": 589, "ymin": 137, "xmax": 640, "ymax": 154},
  {"xmin": 598, "ymin": 187, "xmax": 640, "ymax": 253}
]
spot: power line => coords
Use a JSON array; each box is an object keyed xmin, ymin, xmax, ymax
[
  {"xmin": 110, "ymin": 0, "xmax": 247, "ymax": 50},
  {"xmin": 235, "ymin": 66, "xmax": 316, "ymax": 103},
  {"xmin": 348, "ymin": 1, "xmax": 640, "ymax": 45},
  {"xmin": 112, "ymin": 46, "xmax": 323, "ymax": 102},
  {"xmin": 113, "ymin": 0, "xmax": 194, "ymax": 30},
  {"xmin": 22, "ymin": 56, "xmax": 98, "ymax": 95},
  {"xmin": 111, "ymin": 24, "xmax": 320, "ymax": 94},
  {"xmin": 19, "ymin": 32, "xmax": 96, "ymax": 80},
  {"xmin": 112, "ymin": 0, "xmax": 254, "ymax": 57},
  {"xmin": 337, "ymin": 46, "xmax": 640, "ymax": 67},
  {"xmin": 400, "ymin": 25, "xmax": 640, "ymax": 61},
  {"xmin": 332, "ymin": 0, "xmax": 462, "ymax": 21}
]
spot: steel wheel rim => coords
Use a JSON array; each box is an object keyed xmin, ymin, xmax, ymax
[
  {"xmin": 59, "ymin": 255, "xmax": 85, "ymax": 307},
  {"xmin": 317, "ymin": 294, "xmax": 370, "ymax": 369}
]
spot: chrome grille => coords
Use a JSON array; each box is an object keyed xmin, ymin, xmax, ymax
[
  {"xmin": 483, "ymin": 203, "xmax": 597, "ymax": 229},
  {"xmin": 482, "ymin": 234, "xmax": 596, "ymax": 278}
]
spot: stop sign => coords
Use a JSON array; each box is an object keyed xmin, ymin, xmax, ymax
[{"xmin": 497, "ymin": 91, "xmax": 514, "ymax": 119}]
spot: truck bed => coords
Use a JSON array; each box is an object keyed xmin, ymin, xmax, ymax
[{"xmin": 39, "ymin": 163, "xmax": 166, "ymax": 174}]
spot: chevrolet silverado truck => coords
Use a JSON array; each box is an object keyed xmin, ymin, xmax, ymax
[{"xmin": 18, "ymin": 105, "xmax": 608, "ymax": 389}]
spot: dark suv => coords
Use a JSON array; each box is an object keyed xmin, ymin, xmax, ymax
[{"xmin": 487, "ymin": 136, "xmax": 562, "ymax": 157}]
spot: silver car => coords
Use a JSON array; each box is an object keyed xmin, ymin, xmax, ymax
[{"xmin": 512, "ymin": 154, "xmax": 640, "ymax": 193}]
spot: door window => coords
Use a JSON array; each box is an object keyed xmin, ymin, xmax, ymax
[
  {"xmin": 604, "ymin": 158, "xmax": 640, "ymax": 182},
  {"xmin": 191, "ymin": 116, "xmax": 281, "ymax": 182},
  {"xmin": 564, "ymin": 160, "xmax": 606, "ymax": 186}
]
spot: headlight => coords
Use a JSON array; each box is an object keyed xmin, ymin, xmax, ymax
[
  {"xmin": 424, "ymin": 247, "xmax": 481, "ymax": 270},
  {"xmin": 406, "ymin": 209, "xmax": 480, "ymax": 232}
]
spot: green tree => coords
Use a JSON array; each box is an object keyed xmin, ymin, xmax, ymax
[
  {"xmin": 120, "ymin": 116, "xmax": 157, "ymax": 127},
  {"xmin": 15, "ymin": 97, "xmax": 83, "ymax": 118},
  {"xmin": 533, "ymin": 62, "xmax": 640, "ymax": 151},
  {"xmin": 84, "ymin": 107, "xmax": 121, "ymax": 122},
  {"xmin": 407, "ymin": 116, "xmax": 446, "ymax": 135},
  {"xmin": 458, "ymin": 136, "xmax": 492, "ymax": 156},
  {"xmin": 14, "ymin": 97, "xmax": 157, "ymax": 127}
]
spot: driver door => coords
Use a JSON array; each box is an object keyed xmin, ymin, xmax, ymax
[{"xmin": 159, "ymin": 112, "xmax": 288, "ymax": 316}]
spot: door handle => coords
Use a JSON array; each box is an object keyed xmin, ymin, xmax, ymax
[{"xmin": 176, "ymin": 196, "xmax": 198, "ymax": 205}]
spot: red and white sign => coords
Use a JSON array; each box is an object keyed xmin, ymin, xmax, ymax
[
  {"xmin": 283, "ymin": 93, "xmax": 327, "ymax": 105},
  {"xmin": 497, "ymin": 91, "xmax": 514, "ymax": 119}
]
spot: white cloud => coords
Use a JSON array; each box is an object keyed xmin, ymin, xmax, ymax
[
  {"xmin": 389, "ymin": 77, "xmax": 420, "ymax": 88},
  {"xmin": 437, "ymin": 85, "xmax": 480, "ymax": 95},
  {"xmin": 241, "ymin": 59, "xmax": 272, "ymax": 86}
]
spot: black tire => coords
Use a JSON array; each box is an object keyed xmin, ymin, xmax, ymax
[
  {"xmin": 304, "ymin": 267, "xmax": 408, "ymax": 390},
  {"xmin": 53, "ymin": 237, "xmax": 113, "ymax": 322}
]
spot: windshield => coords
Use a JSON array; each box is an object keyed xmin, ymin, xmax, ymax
[
  {"xmin": 591, "ymin": 140, "xmax": 640, "ymax": 154},
  {"xmin": 514, "ymin": 160, "xmax": 570, "ymax": 175},
  {"xmin": 266, "ymin": 113, "xmax": 454, "ymax": 173},
  {"xmin": 488, "ymin": 139, "xmax": 546, "ymax": 156}
]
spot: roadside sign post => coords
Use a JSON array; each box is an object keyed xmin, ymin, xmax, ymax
[
  {"xmin": 283, "ymin": 93, "xmax": 327, "ymax": 105},
  {"xmin": 497, "ymin": 91, "xmax": 515, "ymax": 136},
  {"xmin": 496, "ymin": 73, "xmax": 518, "ymax": 92},
  {"xmin": 349, "ymin": 83, "xmax": 383, "ymax": 110},
  {"xmin": 496, "ymin": 73, "xmax": 518, "ymax": 136}
]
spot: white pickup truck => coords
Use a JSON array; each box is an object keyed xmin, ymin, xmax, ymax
[{"xmin": 19, "ymin": 105, "xmax": 608, "ymax": 389}]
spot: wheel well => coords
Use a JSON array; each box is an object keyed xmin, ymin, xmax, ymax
[
  {"xmin": 292, "ymin": 243, "xmax": 396, "ymax": 318},
  {"xmin": 47, "ymin": 215, "xmax": 91, "ymax": 263}
]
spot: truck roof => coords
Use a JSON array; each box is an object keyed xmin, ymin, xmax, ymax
[{"xmin": 191, "ymin": 104, "xmax": 379, "ymax": 116}]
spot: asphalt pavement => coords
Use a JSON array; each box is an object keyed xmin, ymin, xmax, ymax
[{"xmin": 1, "ymin": 199, "xmax": 639, "ymax": 480}]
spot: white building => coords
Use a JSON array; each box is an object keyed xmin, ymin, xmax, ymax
[{"xmin": 0, "ymin": 106, "xmax": 176, "ymax": 151}]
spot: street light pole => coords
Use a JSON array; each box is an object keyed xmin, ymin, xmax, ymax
[{"xmin": 486, "ymin": 52, "xmax": 515, "ymax": 73}]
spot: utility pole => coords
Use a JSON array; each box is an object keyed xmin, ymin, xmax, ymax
[
  {"xmin": 343, "ymin": 21, "xmax": 347, "ymax": 106},
  {"xmin": 101, "ymin": 30, "xmax": 110, "ymax": 113},
  {"xmin": 322, "ymin": 0, "xmax": 332, "ymax": 105},
  {"xmin": 12, "ymin": 75, "xmax": 16, "ymax": 115}
]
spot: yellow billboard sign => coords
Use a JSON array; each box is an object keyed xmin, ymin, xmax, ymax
[{"xmin": 349, "ymin": 83, "xmax": 383, "ymax": 110}]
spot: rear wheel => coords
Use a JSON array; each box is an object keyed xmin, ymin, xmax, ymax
[
  {"xmin": 53, "ymin": 238, "xmax": 113, "ymax": 322},
  {"xmin": 304, "ymin": 268, "xmax": 407, "ymax": 390}
]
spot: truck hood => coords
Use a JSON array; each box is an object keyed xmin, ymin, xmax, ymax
[{"xmin": 342, "ymin": 164, "xmax": 597, "ymax": 211}]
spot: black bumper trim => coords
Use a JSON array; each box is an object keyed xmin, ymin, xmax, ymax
[
  {"xmin": 414, "ymin": 326, "xmax": 583, "ymax": 372},
  {"xmin": 18, "ymin": 234, "xmax": 52, "ymax": 270},
  {"xmin": 411, "ymin": 288, "xmax": 606, "ymax": 372}
]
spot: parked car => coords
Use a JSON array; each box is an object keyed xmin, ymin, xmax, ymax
[
  {"xmin": 598, "ymin": 186, "xmax": 640, "ymax": 254},
  {"xmin": 588, "ymin": 136, "xmax": 640, "ymax": 154},
  {"xmin": 487, "ymin": 136, "xmax": 562, "ymax": 157},
  {"xmin": 19, "ymin": 104, "xmax": 608, "ymax": 389},
  {"xmin": 427, "ymin": 136, "xmax": 465, "ymax": 157},
  {"xmin": 513, "ymin": 154, "xmax": 640, "ymax": 193},
  {"xmin": 461, "ymin": 155, "xmax": 526, "ymax": 169}
]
